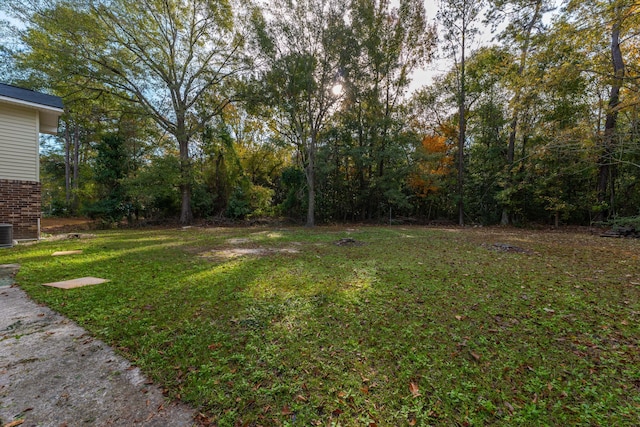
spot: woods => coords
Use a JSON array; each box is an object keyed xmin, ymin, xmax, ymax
[{"xmin": 1, "ymin": 0, "xmax": 639, "ymax": 226}]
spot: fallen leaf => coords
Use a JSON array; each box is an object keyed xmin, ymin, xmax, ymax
[
  {"xmin": 281, "ymin": 405, "xmax": 293, "ymax": 416},
  {"xmin": 294, "ymin": 394, "xmax": 308, "ymax": 402},
  {"xmin": 361, "ymin": 386, "xmax": 369, "ymax": 394},
  {"xmin": 4, "ymin": 420, "xmax": 24, "ymax": 427},
  {"xmin": 504, "ymin": 402, "xmax": 514, "ymax": 414},
  {"xmin": 455, "ymin": 315, "xmax": 463, "ymax": 321},
  {"xmin": 409, "ymin": 382, "xmax": 421, "ymax": 397},
  {"xmin": 195, "ymin": 413, "xmax": 213, "ymax": 425},
  {"xmin": 408, "ymin": 417, "xmax": 417, "ymax": 426},
  {"xmin": 470, "ymin": 351, "xmax": 481, "ymax": 361}
]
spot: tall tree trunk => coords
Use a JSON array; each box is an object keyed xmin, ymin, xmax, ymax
[
  {"xmin": 458, "ymin": 34, "xmax": 466, "ymax": 227},
  {"xmin": 64, "ymin": 124, "xmax": 71, "ymax": 207},
  {"xmin": 357, "ymin": 106, "xmax": 366, "ymax": 221},
  {"xmin": 501, "ymin": 0, "xmax": 542, "ymax": 225},
  {"xmin": 72, "ymin": 126, "xmax": 80, "ymax": 213},
  {"xmin": 306, "ymin": 135, "xmax": 316, "ymax": 227},
  {"xmin": 177, "ymin": 117, "xmax": 193, "ymax": 225},
  {"xmin": 215, "ymin": 153, "xmax": 228, "ymax": 213},
  {"xmin": 180, "ymin": 181, "xmax": 192, "ymax": 224},
  {"xmin": 596, "ymin": 15, "xmax": 624, "ymax": 222}
]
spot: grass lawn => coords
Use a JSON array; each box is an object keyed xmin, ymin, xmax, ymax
[{"xmin": 2, "ymin": 226, "xmax": 639, "ymax": 426}]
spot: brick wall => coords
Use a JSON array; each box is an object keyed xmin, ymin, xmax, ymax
[{"xmin": 0, "ymin": 179, "xmax": 41, "ymax": 239}]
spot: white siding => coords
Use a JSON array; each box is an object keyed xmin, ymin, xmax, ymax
[{"xmin": 0, "ymin": 103, "xmax": 39, "ymax": 181}]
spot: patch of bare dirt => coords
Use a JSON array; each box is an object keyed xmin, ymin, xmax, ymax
[
  {"xmin": 43, "ymin": 233, "xmax": 97, "ymax": 242},
  {"xmin": 41, "ymin": 217, "xmax": 96, "ymax": 233},
  {"xmin": 200, "ymin": 247, "xmax": 300, "ymax": 260},
  {"xmin": 226, "ymin": 238, "xmax": 252, "ymax": 245},
  {"xmin": 335, "ymin": 238, "xmax": 365, "ymax": 246},
  {"xmin": 482, "ymin": 242, "xmax": 534, "ymax": 254}
]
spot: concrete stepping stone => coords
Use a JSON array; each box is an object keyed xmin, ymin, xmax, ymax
[
  {"xmin": 52, "ymin": 250, "xmax": 83, "ymax": 256},
  {"xmin": 42, "ymin": 277, "xmax": 109, "ymax": 289},
  {"xmin": 0, "ymin": 263, "xmax": 20, "ymax": 269},
  {"xmin": 0, "ymin": 264, "xmax": 20, "ymax": 288}
]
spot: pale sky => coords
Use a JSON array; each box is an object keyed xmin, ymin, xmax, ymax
[
  {"xmin": 409, "ymin": 0, "xmax": 495, "ymax": 92},
  {"xmin": 412, "ymin": 0, "xmax": 441, "ymax": 91}
]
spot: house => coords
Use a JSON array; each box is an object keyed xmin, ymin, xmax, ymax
[{"xmin": 0, "ymin": 83, "xmax": 63, "ymax": 240}]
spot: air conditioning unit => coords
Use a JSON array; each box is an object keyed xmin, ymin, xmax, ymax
[{"xmin": 0, "ymin": 224, "xmax": 13, "ymax": 248}]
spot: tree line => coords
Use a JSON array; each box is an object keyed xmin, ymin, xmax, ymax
[{"xmin": 1, "ymin": 0, "xmax": 638, "ymax": 227}]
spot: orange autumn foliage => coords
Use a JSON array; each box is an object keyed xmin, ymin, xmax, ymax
[{"xmin": 409, "ymin": 134, "xmax": 454, "ymax": 197}]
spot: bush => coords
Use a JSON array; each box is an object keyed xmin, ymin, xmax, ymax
[
  {"xmin": 226, "ymin": 186, "xmax": 251, "ymax": 219},
  {"xmin": 226, "ymin": 183, "xmax": 275, "ymax": 219},
  {"xmin": 609, "ymin": 215, "xmax": 640, "ymax": 230},
  {"xmin": 276, "ymin": 166, "xmax": 306, "ymax": 219},
  {"xmin": 191, "ymin": 183, "xmax": 217, "ymax": 219},
  {"xmin": 247, "ymin": 185, "xmax": 274, "ymax": 217},
  {"xmin": 127, "ymin": 156, "xmax": 181, "ymax": 220}
]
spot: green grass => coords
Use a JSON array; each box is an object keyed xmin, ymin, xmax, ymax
[{"xmin": 2, "ymin": 226, "xmax": 639, "ymax": 426}]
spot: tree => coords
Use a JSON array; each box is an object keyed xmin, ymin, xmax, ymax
[
  {"xmin": 0, "ymin": 18, "xmax": 21, "ymax": 83},
  {"xmin": 332, "ymin": 0, "xmax": 435, "ymax": 221},
  {"xmin": 463, "ymin": 47, "xmax": 512, "ymax": 224},
  {"xmin": 409, "ymin": 133, "xmax": 454, "ymax": 196},
  {"xmin": 9, "ymin": 0, "xmax": 246, "ymax": 224},
  {"xmin": 250, "ymin": 0, "xmax": 346, "ymax": 226},
  {"xmin": 596, "ymin": 1, "xmax": 626, "ymax": 220},
  {"xmin": 438, "ymin": 0, "xmax": 485, "ymax": 226},
  {"xmin": 486, "ymin": 0, "xmax": 552, "ymax": 224},
  {"xmin": 88, "ymin": 133, "xmax": 129, "ymax": 223},
  {"xmin": 564, "ymin": 0, "xmax": 639, "ymax": 221}
]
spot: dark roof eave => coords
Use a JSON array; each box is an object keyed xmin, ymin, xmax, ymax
[{"xmin": 0, "ymin": 83, "xmax": 64, "ymax": 110}]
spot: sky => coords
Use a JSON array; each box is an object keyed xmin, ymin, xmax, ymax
[
  {"xmin": 0, "ymin": 10, "xmax": 21, "ymax": 27},
  {"xmin": 408, "ymin": 0, "xmax": 501, "ymax": 92},
  {"xmin": 411, "ymin": 0, "xmax": 442, "ymax": 90}
]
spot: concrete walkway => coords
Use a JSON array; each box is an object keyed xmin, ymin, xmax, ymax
[{"xmin": 0, "ymin": 265, "xmax": 196, "ymax": 426}]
